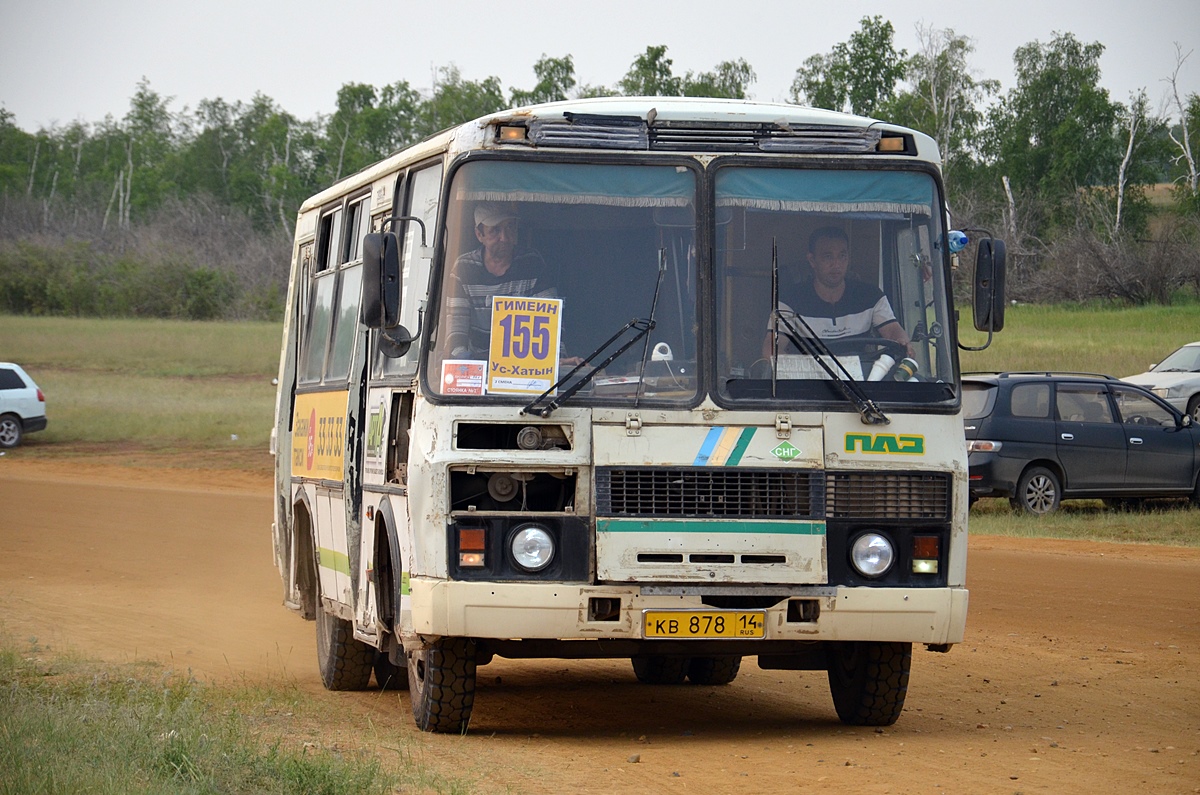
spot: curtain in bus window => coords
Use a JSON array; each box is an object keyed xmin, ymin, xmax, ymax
[
  {"xmin": 715, "ymin": 169, "xmax": 933, "ymax": 216},
  {"xmin": 453, "ymin": 161, "xmax": 693, "ymax": 208},
  {"xmin": 302, "ymin": 274, "xmax": 336, "ymax": 381},
  {"xmin": 326, "ymin": 264, "xmax": 363, "ymax": 382}
]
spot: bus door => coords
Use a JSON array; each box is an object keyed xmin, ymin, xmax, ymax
[{"xmin": 357, "ymin": 160, "xmax": 442, "ymax": 635}]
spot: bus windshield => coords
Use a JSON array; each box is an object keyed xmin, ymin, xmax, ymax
[
  {"xmin": 713, "ymin": 165, "xmax": 956, "ymax": 406},
  {"xmin": 427, "ymin": 159, "xmax": 699, "ymax": 404}
]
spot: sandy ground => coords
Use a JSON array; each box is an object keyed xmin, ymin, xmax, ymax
[{"xmin": 1, "ymin": 456, "xmax": 1198, "ymax": 794}]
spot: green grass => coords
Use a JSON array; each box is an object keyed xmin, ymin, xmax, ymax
[
  {"xmin": 959, "ymin": 300, "xmax": 1200, "ymax": 377},
  {"xmin": 969, "ymin": 497, "xmax": 1199, "ymax": 546},
  {"xmin": 2, "ymin": 315, "xmax": 280, "ymax": 457},
  {"xmin": 0, "ymin": 631, "xmax": 480, "ymax": 795}
]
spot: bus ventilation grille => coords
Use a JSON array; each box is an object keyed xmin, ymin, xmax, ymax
[
  {"xmin": 595, "ymin": 467, "xmax": 824, "ymax": 519},
  {"xmin": 526, "ymin": 116, "xmax": 882, "ymax": 154},
  {"xmin": 824, "ymin": 471, "xmax": 951, "ymax": 520}
]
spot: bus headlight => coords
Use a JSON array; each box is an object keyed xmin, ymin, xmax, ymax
[
  {"xmin": 510, "ymin": 524, "xmax": 555, "ymax": 572},
  {"xmin": 850, "ymin": 532, "xmax": 894, "ymax": 578}
]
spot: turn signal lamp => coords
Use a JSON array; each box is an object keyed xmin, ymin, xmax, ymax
[
  {"xmin": 912, "ymin": 535, "xmax": 940, "ymax": 574},
  {"xmin": 877, "ymin": 136, "xmax": 906, "ymax": 152},
  {"xmin": 458, "ymin": 527, "xmax": 486, "ymax": 568}
]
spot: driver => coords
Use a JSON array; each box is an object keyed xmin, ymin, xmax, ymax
[{"xmin": 763, "ymin": 225, "xmax": 913, "ymax": 359}]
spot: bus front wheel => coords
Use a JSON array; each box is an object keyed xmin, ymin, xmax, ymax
[
  {"xmin": 826, "ymin": 641, "xmax": 911, "ymax": 726},
  {"xmin": 408, "ymin": 638, "xmax": 477, "ymax": 733}
]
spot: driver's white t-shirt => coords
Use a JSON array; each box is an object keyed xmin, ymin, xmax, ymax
[{"xmin": 767, "ymin": 279, "xmax": 899, "ymax": 350}]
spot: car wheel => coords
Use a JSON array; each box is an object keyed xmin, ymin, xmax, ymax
[
  {"xmin": 1011, "ymin": 466, "xmax": 1061, "ymax": 515},
  {"xmin": 0, "ymin": 414, "xmax": 22, "ymax": 448},
  {"xmin": 1187, "ymin": 395, "xmax": 1200, "ymax": 425}
]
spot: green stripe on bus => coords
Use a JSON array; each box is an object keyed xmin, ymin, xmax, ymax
[
  {"xmin": 318, "ymin": 547, "xmax": 351, "ymax": 575},
  {"xmin": 726, "ymin": 427, "xmax": 757, "ymax": 466},
  {"xmin": 597, "ymin": 519, "xmax": 825, "ymax": 535},
  {"xmin": 400, "ymin": 571, "xmax": 410, "ymax": 596}
]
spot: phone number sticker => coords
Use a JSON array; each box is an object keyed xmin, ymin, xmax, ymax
[{"xmin": 487, "ymin": 296, "xmax": 562, "ymax": 394}]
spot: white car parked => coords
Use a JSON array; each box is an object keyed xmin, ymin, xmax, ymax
[
  {"xmin": 0, "ymin": 362, "xmax": 48, "ymax": 448},
  {"xmin": 1122, "ymin": 341, "xmax": 1200, "ymax": 423}
]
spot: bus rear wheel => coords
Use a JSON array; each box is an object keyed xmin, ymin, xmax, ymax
[
  {"xmin": 826, "ymin": 641, "xmax": 911, "ymax": 726},
  {"xmin": 374, "ymin": 650, "xmax": 408, "ymax": 690},
  {"xmin": 315, "ymin": 604, "xmax": 374, "ymax": 691},
  {"xmin": 408, "ymin": 638, "xmax": 477, "ymax": 733},
  {"xmin": 631, "ymin": 655, "xmax": 689, "ymax": 684},
  {"xmin": 687, "ymin": 655, "xmax": 742, "ymax": 685}
]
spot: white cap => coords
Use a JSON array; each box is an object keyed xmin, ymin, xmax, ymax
[{"xmin": 474, "ymin": 202, "xmax": 517, "ymax": 227}]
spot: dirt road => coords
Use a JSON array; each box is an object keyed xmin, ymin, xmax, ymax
[{"xmin": 1, "ymin": 458, "xmax": 1197, "ymax": 794}]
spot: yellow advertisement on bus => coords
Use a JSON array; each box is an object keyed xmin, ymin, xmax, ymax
[{"xmin": 291, "ymin": 390, "xmax": 348, "ymax": 479}]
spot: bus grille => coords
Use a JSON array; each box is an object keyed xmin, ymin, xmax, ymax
[
  {"xmin": 825, "ymin": 471, "xmax": 951, "ymax": 520},
  {"xmin": 595, "ymin": 467, "xmax": 823, "ymax": 519},
  {"xmin": 594, "ymin": 468, "xmax": 951, "ymax": 521}
]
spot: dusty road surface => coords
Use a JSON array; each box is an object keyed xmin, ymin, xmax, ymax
[{"xmin": 2, "ymin": 457, "xmax": 1198, "ymax": 794}]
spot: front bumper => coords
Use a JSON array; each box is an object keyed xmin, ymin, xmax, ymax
[{"xmin": 409, "ymin": 578, "xmax": 968, "ymax": 646}]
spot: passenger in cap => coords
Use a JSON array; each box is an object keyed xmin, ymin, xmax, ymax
[{"xmin": 443, "ymin": 202, "xmax": 559, "ymax": 359}]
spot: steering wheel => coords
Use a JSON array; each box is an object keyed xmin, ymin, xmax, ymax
[{"xmin": 819, "ymin": 336, "xmax": 909, "ymax": 361}]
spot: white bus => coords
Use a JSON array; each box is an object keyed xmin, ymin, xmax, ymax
[{"xmin": 271, "ymin": 97, "xmax": 1005, "ymax": 733}]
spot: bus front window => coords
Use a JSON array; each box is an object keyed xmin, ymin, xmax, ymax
[
  {"xmin": 427, "ymin": 160, "xmax": 699, "ymax": 404},
  {"xmin": 714, "ymin": 166, "xmax": 955, "ymax": 406}
]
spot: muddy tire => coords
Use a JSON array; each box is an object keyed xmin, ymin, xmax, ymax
[
  {"xmin": 687, "ymin": 655, "xmax": 742, "ymax": 685},
  {"xmin": 631, "ymin": 655, "xmax": 689, "ymax": 684},
  {"xmin": 408, "ymin": 638, "xmax": 477, "ymax": 733},
  {"xmin": 826, "ymin": 641, "xmax": 911, "ymax": 726},
  {"xmin": 315, "ymin": 604, "xmax": 374, "ymax": 691}
]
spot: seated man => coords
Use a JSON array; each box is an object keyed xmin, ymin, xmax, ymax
[
  {"xmin": 763, "ymin": 225, "xmax": 912, "ymax": 360},
  {"xmin": 443, "ymin": 202, "xmax": 558, "ymax": 360}
]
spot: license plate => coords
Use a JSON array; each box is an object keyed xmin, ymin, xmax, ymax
[{"xmin": 643, "ymin": 610, "xmax": 765, "ymax": 639}]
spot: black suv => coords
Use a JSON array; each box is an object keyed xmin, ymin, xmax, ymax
[{"xmin": 963, "ymin": 372, "xmax": 1200, "ymax": 514}]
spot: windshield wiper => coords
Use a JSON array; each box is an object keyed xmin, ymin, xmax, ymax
[
  {"xmin": 769, "ymin": 239, "xmax": 889, "ymax": 425},
  {"xmin": 633, "ymin": 250, "xmax": 669, "ymax": 406},
  {"xmin": 521, "ymin": 317, "xmax": 656, "ymax": 417},
  {"xmin": 523, "ymin": 251, "xmax": 668, "ymax": 418}
]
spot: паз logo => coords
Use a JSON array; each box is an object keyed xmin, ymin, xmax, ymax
[{"xmin": 844, "ymin": 433, "xmax": 925, "ymax": 455}]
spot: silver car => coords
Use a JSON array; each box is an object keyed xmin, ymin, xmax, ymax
[
  {"xmin": 0, "ymin": 362, "xmax": 48, "ymax": 448},
  {"xmin": 1123, "ymin": 341, "xmax": 1200, "ymax": 422}
]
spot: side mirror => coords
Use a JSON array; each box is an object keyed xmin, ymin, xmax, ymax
[
  {"xmin": 972, "ymin": 237, "xmax": 1006, "ymax": 333},
  {"xmin": 360, "ymin": 232, "xmax": 403, "ymax": 329}
]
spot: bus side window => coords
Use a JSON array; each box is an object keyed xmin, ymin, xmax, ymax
[{"xmin": 302, "ymin": 194, "xmax": 371, "ymax": 384}]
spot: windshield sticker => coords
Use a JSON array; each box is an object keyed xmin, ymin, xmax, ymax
[
  {"xmin": 845, "ymin": 433, "xmax": 925, "ymax": 455},
  {"xmin": 694, "ymin": 427, "xmax": 756, "ymax": 466},
  {"xmin": 441, "ymin": 360, "xmax": 486, "ymax": 395},
  {"xmin": 487, "ymin": 296, "xmax": 563, "ymax": 394}
]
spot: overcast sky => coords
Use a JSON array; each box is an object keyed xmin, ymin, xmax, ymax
[{"xmin": 2, "ymin": 0, "xmax": 1197, "ymax": 131}]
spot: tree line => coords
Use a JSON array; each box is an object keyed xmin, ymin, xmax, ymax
[{"xmin": 1, "ymin": 20, "xmax": 1199, "ymax": 320}]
